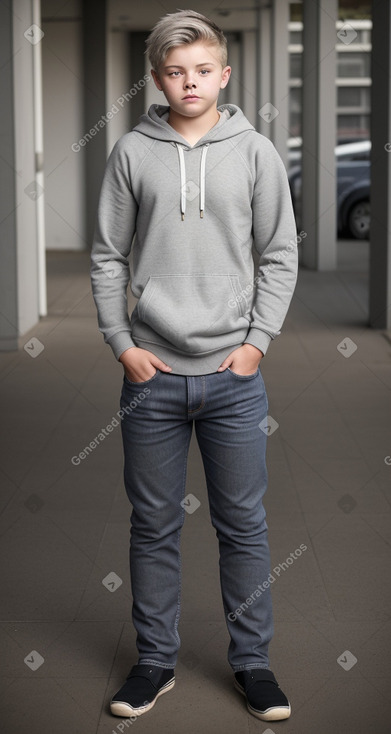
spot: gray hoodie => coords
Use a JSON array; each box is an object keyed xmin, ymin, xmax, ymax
[{"xmin": 90, "ymin": 103, "xmax": 298, "ymax": 375}]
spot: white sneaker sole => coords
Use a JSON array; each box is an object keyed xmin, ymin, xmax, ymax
[
  {"xmin": 234, "ymin": 678, "xmax": 291, "ymax": 721},
  {"xmin": 110, "ymin": 677, "xmax": 175, "ymax": 717}
]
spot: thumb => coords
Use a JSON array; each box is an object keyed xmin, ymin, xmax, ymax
[
  {"xmin": 152, "ymin": 357, "xmax": 172, "ymax": 372},
  {"xmin": 217, "ymin": 357, "xmax": 232, "ymax": 372}
]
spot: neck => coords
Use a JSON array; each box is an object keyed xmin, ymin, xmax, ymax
[{"xmin": 167, "ymin": 106, "xmax": 220, "ymax": 141}]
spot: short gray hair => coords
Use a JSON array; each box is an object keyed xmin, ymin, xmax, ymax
[{"xmin": 145, "ymin": 9, "xmax": 228, "ymax": 72}]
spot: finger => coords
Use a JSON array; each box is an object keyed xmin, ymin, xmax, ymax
[
  {"xmin": 217, "ymin": 360, "xmax": 231, "ymax": 371},
  {"xmin": 152, "ymin": 358, "xmax": 172, "ymax": 372}
]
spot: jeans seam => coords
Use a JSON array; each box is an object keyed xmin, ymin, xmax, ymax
[
  {"xmin": 173, "ymin": 436, "xmax": 191, "ymax": 649},
  {"xmin": 188, "ymin": 375, "xmax": 206, "ymax": 413}
]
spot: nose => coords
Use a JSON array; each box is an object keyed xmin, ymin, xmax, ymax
[{"xmin": 183, "ymin": 74, "xmax": 197, "ymax": 89}]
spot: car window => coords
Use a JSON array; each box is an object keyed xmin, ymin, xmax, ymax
[{"xmin": 338, "ymin": 152, "xmax": 370, "ymax": 162}]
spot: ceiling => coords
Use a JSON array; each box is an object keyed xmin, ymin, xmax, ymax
[{"xmin": 108, "ymin": 0, "xmax": 268, "ymax": 32}]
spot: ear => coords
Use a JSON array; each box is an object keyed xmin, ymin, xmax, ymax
[
  {"xmin": 220, "ymin": 65, "xmax": 231, "ymax": 90},
  {"xmin": 151, "ymin": 69, "xmax": 163, "ymax": 91}
]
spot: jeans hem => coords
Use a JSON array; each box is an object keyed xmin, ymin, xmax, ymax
[
  {"xmin": 231, "ymin": 664, "xmax": 270, "ymax": 673},
  {"xmin": 138, "ymin": 659, "xmax": 176, "ymax": 670}
]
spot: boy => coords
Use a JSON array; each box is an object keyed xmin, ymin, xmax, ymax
[{"xmin": 91, "ymin": 8, "xmax": 297, "ymax": 723}]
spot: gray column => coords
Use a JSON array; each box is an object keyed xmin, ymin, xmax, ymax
[
  {"xmin": 220, "ymin": 32, "xmax": 241, "ymax": 107},
  {"xmin": 369, "ymin": 2, "xmax": 391, "ymax": 329},
  {"xmin": 0, "ymin": 0, "xmax": 40, "ymax": 351},
  {"xmin": 129, "ymin": 32, "xmax": 148, "ymax": 130},
  {"xmin": 255, "ymin": 0, "xmax": 289, "ymax": 166},
  {"xmin": 301, "ymin": 0, "xmax": 337, "ymax": 270},
  {"xmin": 270, "ymin": 0, "xmax": 290, "ymax": 168},
  {"xmin": 82, "ymin": 0, "xmax": 108, "ymax": 246},
  {"xmin": 241, "ymin": 29, "xmax": 257, "ymax": 126},
  {"xmin": 255, "ymin": 2, "xmax": 272, "ymax": 137}
]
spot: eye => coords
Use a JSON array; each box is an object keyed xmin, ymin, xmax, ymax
[
  {"xmin": 168, "ymin": 71, "xmax": 181, "ymax": 77},
  {"xmin": 200, "ymin": 69, "xmax": 210, "ymax": 75}
]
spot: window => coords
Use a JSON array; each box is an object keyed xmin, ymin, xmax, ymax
[
  {"xmin": 337, "ymin": 52, "xmax": 370, "ymax": 78},
  {"xmin": 290, "ymin": 53, "xmax": 302, "ymax": 79}
]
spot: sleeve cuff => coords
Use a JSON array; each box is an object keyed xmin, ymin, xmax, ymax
[
  {"xmin": 107, "ymin": 331, "xmax": 136, "ymax": 361},
  {"xmin": 244, "ymin": 329, "xmax": 272, "ymax": 356}
]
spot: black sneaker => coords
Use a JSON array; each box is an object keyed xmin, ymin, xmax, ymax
[
  {"xmin": 110, "ymin": 664, "xmax": 175, "ymax": 717},
  {"xmin": 234, "ymin": 668, "xmax": 291, "ymax": 721}
]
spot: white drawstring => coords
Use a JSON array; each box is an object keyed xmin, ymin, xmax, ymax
[
  {"xmin": 176, "ymin": 144, "xmax": 187, "ymax": 221},
  {"xmin": 175, "ymin": 143, "xmax": 210, "ymax": 220},
  {"xmin": 199, "ymin": 144, "xmax": 209, "ymax": 218}
]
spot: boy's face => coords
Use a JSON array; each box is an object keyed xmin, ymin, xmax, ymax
[{"xmin": 151, "ymin": 40, "xmax": 231, "ymax": 119}]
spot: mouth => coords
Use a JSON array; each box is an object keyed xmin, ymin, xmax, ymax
[{"xmin": 183, "ymin": 95, "xmax": 200, "ymax": 100}]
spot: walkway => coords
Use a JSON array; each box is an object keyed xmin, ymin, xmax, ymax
[{"xmin": 0, "ymin": 240, "xmax": 390, "ymax": 733}]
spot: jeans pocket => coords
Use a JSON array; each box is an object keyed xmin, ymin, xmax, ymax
[
  {"xmin": 123, "ymin": 369, "xmax": 160, "ymax": 387},
  {"xmin": 227, "ymin": 367, "xmax": 260, "ymax": 380}
]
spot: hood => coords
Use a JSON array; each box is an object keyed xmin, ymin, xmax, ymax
[
  {"xmin": 132, "ymin": 104, "xmax": 255, "ymax": 219},
  {"xmin": 133, "ymin": 103, "xmax": 254, "ymax": 143}
]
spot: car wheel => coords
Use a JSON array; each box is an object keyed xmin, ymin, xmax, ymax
[{"xmin": 347, "ymin": 200, "xmax": 370, "ymax": 239}]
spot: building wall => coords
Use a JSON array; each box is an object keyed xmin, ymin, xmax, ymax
[{"xmin": 288, "ymin": 19, "xmax": 371, "ymax": 141}]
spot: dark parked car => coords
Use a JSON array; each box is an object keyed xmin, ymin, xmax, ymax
[{"xmin": 288, "ymin": 140, "xmax": 371, "ymax": 239}]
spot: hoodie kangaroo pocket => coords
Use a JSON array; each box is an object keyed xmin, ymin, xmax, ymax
[{"xmin": 136, "ymin": 274, "xmax": 247, "ymax": 354}]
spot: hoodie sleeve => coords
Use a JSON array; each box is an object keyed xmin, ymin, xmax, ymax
[
  {"xmin": 90, "ymin": 137, "xmax": 138, "ymax": 360},
  {"xmin": 244, "ymin": 138, "xmax": 298, "ymax": 356}
]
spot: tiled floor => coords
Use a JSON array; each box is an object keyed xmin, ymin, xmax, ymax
[{"xmin": 1, "ymin": 240, "xmax": 391, "ymax": 734}]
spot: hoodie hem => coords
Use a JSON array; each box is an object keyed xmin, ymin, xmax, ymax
[{"xmin": 131, "ymin": 340, "xmax": 246, "ymax": 376}]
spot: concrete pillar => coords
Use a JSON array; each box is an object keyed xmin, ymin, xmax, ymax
[
  {"xmin": 255, "ymin": 0, "xmax": 289, "ymax": 166},
  {"xmin": 369, "ymin": 2, "xmax": 391, "ymax": 329},
  {"xmin": 106, "ymin": 30, "xmax": 131, "ymax": 153},
  {"xmin": 301, "ymin": 0, "xmax": 337, "ymax": 270},
  {"xmin": 270, "ymin": 0, "xmax": 290, "ymax": 168},
  {"xmin": 240, "ymin": 30, "xmax": 257, "ymax": 126},
  {"xmin": 129, "ymin": 32, "xmax": 148, "ymax": 130},
  {"xmin": 221, "ymin": 32, "xmax": 241, "ymax": 107},
  {"xmin": 255, "ymin": 2, "xmax": 272, "ymax": 137},
  {"xmin": 0, "ymin": 0, "xmax": 40, "ymax": 350},
  {"xmin": 82, "ymin": 0, "xmax": 108, "ymax": 245},
  {"xmin": 32, "ymin": 0, "xmax": 46, "ymax": 316}
]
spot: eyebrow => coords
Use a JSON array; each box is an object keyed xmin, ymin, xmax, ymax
[{"xmin": 164, "ymin": 62, "xmax": 216, "ymax": 69}]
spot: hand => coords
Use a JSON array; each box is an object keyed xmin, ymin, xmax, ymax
[
  {"xmin": 217, "ymin": 344, "xmax": 264, "ymax": 375},
  {"xmin": 119, "ymin": 347, "xmax": 172, "ymax": 383}
]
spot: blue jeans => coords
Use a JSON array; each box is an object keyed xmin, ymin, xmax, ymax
[{"xmin": 120, "ymin": 366, "xmax": 273, "ymax": 673}]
